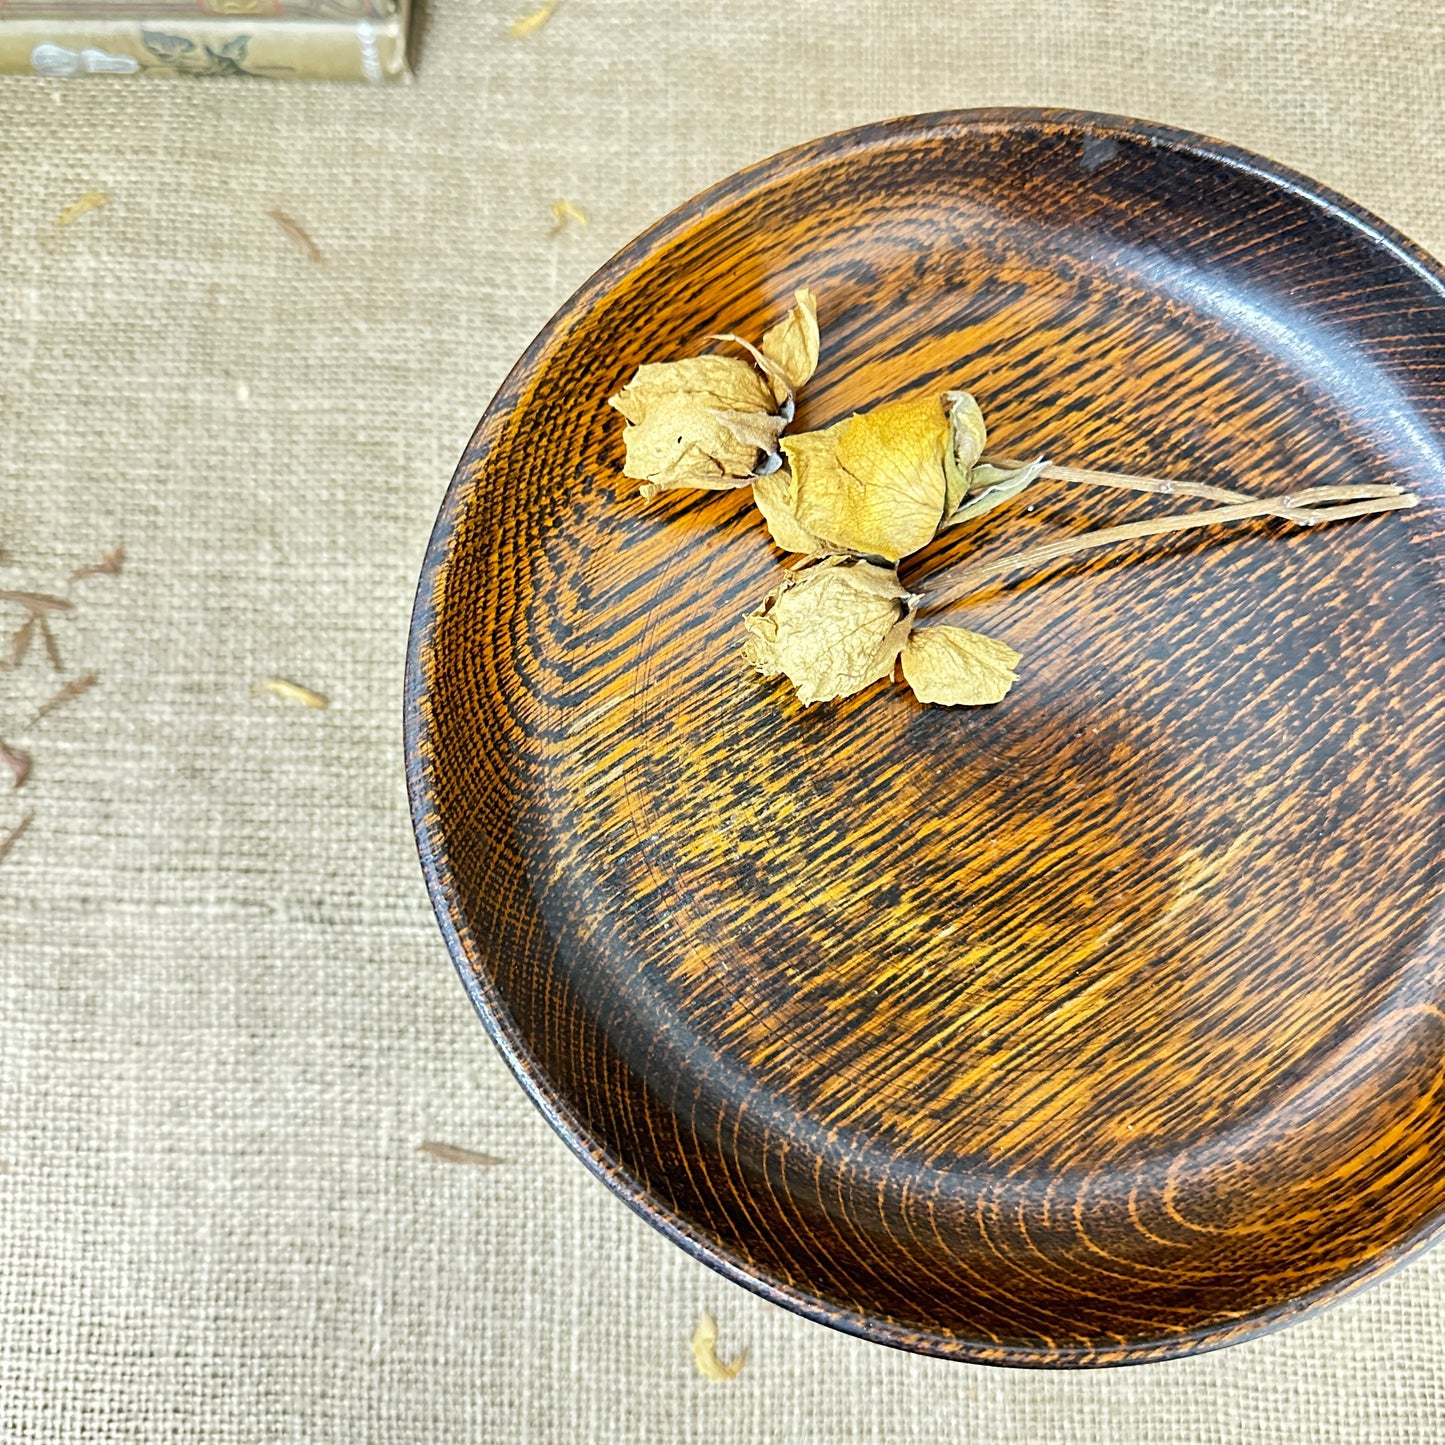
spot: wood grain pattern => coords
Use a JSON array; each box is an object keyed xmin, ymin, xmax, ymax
[{"xmin": 405, "ymin": 109, "xmax": 1445, "ymax": 1366}]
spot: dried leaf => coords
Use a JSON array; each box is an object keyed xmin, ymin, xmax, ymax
[
  {"xmin": 759, "ymin": 287, "xmax": 820, "ymax": 404},
  {"xmin": 266, "ymin": 208, "xmax": 321, "ymax": 261},
  {"xmin": 691, "ymin": 1311, "xmax": 747, "ymax": 1382},
  {"xmin": 783, "ymin": 395, "xmax": 951, "ymax": 561},
  {"xmin": 254, "ymin": 677, "xmax": 329, "ymax": 709},
  {"xmin": 417, "ymin": 1141, "xmax": 504, "ymax": 1167},
  {"xmin": 69, "ymin": 546, "xmax": 126, "ymax": 583},
  {"xmin": 743, "ymin": 557, "xmax": 917, "ymax": 705},
  {"xmin": 942, "ymin": 390, "xmax": 987, "ymax": 516},
  {"xmin": 942, "ymin": 458, "xmax": 1048, "ymax": 528},
  {"xmin": 508, "ymin": 0, "xmax": 558, "ymax": 36},
  {"xmin": 30, "ymin": 672, "xmax": 96, "ymax": 726},
  {"xmin": 549, "ymin": 198, "xmax": 589, "ymax": 234},
  {"xmin": 0, "ymin": 741, "xmax": 31, "ymax": 790},
  {"xmin": 610, "ymin": 357, "xmax": 776, "ymax": 498},
  {"xmin": 0, "ymin": 812, "xmax": 34, "ymax": 867},
  {"xmin": 56, "ymin": 190, "xmax": 106, "ymax": 227},
  {"xmin": 751, "ymin": 469, "xmax": 831, "ymax": 554},
  {"xmin": 901, "ymin": 625, "xmax": 1020, "ymax": 706}
]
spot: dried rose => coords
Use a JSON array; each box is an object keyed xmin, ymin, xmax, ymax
[
  {"xmin": 608, "ymin": 355, "xmax": 779, "ymax": 501},
  {"xmin": 743, "ymin": 557, "xmax": 917, "ymax": 705},
  {"xmin": 768, "ymin": 395, "xmax": 953, "ymax": 562}
]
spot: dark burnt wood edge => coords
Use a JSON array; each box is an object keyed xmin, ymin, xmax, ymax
[{"xmin": 402, "ymin": 106, "xmax": 1445, "ymax": 1368}]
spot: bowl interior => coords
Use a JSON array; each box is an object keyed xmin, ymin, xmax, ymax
[{"xmin": 410, "ymin": 111, "xmax": 1445, "ymax": 1364}]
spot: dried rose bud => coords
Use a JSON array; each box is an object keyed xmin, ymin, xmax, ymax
[{"xmin": 743, "ymin": 557, "xmax": 917, "ymax": 705}]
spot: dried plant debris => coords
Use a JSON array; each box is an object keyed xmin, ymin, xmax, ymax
[
  {"xmin": 69, "ymin": 547, "xmax": 126, "ymax": 584},
  {"xmin": 549, "ymin": 198, "xmax": 589, "ymax": 234},
  {"xmin": 29, "ymin": 673, "xmax": 97, "ymax": 727},
  {"xmin": 416, "ymin": 1141, "xmax": 503, "ymax": 1167},
  {"xmin": 267, "ymin": 208, "xmax": 321, "ymax": 262},
  {"xmin": 690, "ymin": 1311, "xmax": 747, "ymax": 1382},
  {"xmin": 610, "ymin": 286, "xmax": 1421, "ymax": 709},
  {"xmin": 254, "ymin": 677, "xmax": 329, "ymax": 709},
  {"xmin": 0, "ymin": 812, "xmax": 34, "ymax": 868},
  {"xmin": 0, "ymin": 741, "xmax": 31, "ymax": 790},
  {"xmin": 508, "ymin": 0, "xmax": 558, "ymax": 36},
  {"xmin": 55, "ymin": 191, "xmax": 106, "ymax": 227}
]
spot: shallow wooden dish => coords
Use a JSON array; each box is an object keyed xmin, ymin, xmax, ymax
[{"xmin": 406, "ymin": 109, "xmax": 1445, "ymax": 1366}]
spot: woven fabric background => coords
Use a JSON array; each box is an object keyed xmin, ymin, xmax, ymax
[{"xmin": 0, "ymin": 1, "xmax": 1442, "ymax": 1439}]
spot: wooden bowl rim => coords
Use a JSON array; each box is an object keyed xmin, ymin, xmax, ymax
[{"xmin": 404, "ymin": 106, "xmax": 1445, "ymax": 1367}]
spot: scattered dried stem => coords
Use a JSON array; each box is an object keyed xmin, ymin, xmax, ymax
[
  {"xmin": 28, "ymin": 672, "xmax": 97, "ymax": 728},
  {"xmin": 0, "ymin": 812, "xmax": 33, "ymax": 867},
  {"xmin": 266, "ymin": 209, "xmax": 321, "ymax": 262},
  {"xmin": 38, "ymin": 618, "xmax": 63, "ymax": 673},
  {"xmin": 416, "ymin": 1141, "xmax": 503, "ymax": 1167}
]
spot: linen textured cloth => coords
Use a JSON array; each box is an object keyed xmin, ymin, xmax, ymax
[{"xmin": 0, "ymin": 1, "xmax": 1442, "ymax": 1439}]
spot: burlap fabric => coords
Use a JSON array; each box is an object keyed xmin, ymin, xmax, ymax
[{"xmin": 1, "ymin": 2, "xmax": 1442, "ymax": 1439}]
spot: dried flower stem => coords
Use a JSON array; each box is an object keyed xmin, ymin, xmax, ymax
[
  {"xmin": 985, "ymin": 454, "xmax": 1405, "ymax": 524},
  {"xmin": 921, "ymin": 491, "xmax": 1418, "ymax": 610}
]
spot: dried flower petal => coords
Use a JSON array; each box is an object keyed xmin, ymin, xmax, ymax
[
  {"xmin": 943, "ymin": 390, "xmax": 987, "ymax": 516},
  {"xmin": 254, "ymin": 677, "xmax": 328, "ymax": 709},
  {"xmin": 751, "ymin": 469, "xmax": 831, "ymax": 554},
  {"xmin": 56, "ymin": 191, "xmax": 106, "ymax": 228},
  {"xmin": 743, "ymin": 557, "xmax": 917, "ymax": 705},
  {"xmin": 548, "ymin": 198, "xmax": 589, "ymax": 234},
  {"xmin": 610, "ymin": 357, "xmax": 777, "ymax": 498},
  {"xmin": 691, "ymin": 1311, "xmax": 747, "ymax": 1382},
  {"xmin": 508, "ymin": 0, "xmax": 558, "ymax": 36},
  {"xmin": 942, "ymin": 458, "xmax": 1048, "ymax": 528},
  {"xmin": 901, "ymin": 625, "xmax": 1020, "ymax": 705},
  {"xmin": 783, "ymin": 395, "xmax": 951, "ymax": 561},
  {"xmin": 759, "ymin": 288, "xmax": 820, "ymax": 404}
]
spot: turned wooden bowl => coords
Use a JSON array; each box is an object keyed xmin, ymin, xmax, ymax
[{"xmin": 406, "ymin": 109, "xmax": 1445, "ymax": 1366}]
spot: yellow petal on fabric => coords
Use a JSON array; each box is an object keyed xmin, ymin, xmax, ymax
[
  {"xmin": 743, "ymin": 557, "xmax": 917, "ymax": 705},
  {"xmin": 691, "ymin": 1312, "xmax": 748, "ymax": 1382},
  {"xmin": 759, "ymin": 287, "xmax": 820, "ymax": 404},
  {"xmin": 785, "ymin": 396, "xmax": 950, "ymax": 561},
  {"xmin": 942, "ymin": 390, "xmax": 988, "ymax": 516},
  {"xmin": 900, "ymin": 625, "xmax": 1020, "ymax": 706},
  {"xmin": 751, "ymin": 469, "xmax": 831, "ymax": 555}
]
